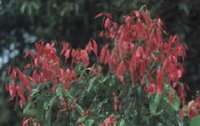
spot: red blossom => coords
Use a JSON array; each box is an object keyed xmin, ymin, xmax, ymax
[
  {"xmin": 16, "ymin": 85, "xmax": 26, "ymax": 108},
  {"xmin": 149, "ymin": 83, "xmax": 156, "ymax": 94},
  {"xmin": 136, "ymin": 19, "xmax": 143, "ymax": 38},
  {"xmin": 116, "ymin": 62, "xmax": 126, "ymax": 82},
  {"xmin": 100, "ymin": 114, "xmax": 116, "ymax": 126},
  {"xmin": 100, "ymin": 44, "xmax": 109, "ymax": 64},
  {"xmin": 85, "ymin": 38, "xmax": 98, "ymax": 56}
]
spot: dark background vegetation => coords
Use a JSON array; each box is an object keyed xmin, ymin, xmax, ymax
[{"xmin": 0, "ymin": 0, "xmax": 199, "ymax": 125}]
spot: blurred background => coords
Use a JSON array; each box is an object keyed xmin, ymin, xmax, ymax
[{"xmin": 0, "ymin": 0, "xmax": 199, "ymax": 125}]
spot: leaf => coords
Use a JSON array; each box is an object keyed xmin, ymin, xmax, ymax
[
  {"xmin": 172, "ymin": 95, "xmax": 180, "ymax": 111},
  {"xmin": 85, "ymin": 119, "xmax": 94, "ymax": 126},
  {"xmin": 43, "ymin": 101, "xmax": 49, "ymax": 111},
  {"xmin": 105, "ymin": 12, "xmax": 113, "ymax": 19},
  {"xmin": 76, "ymin": 103, "xmax": 84, "ymax": 115},
  {"xmin": 77, "ymin": 117, "xmax": 86, "ymax": 123},
  {"xmin": 45, "ymin": 96, "xmax": 56, "ymax": 122},
  {"xmin": 23, "ymin": 102, "xmax": 33, "ymax": 115},
  {"xmin": 95, "ymin": 13, "xmax": 103, "ymax": 19},
  {"xmin": 30, "ymin": 89, "xmax": 39, "ymax": 97},
  {"xmin": 150, "ymin": 93, "xmax": 161, "ymax": 115},
  {"xmin": 31, "ymin": 2, "xmax": 39, "ymax": 11},
  {"xmin": 136, "ymin": 84, "xmax": 142, "ymax": 97},
  {"xmin": 91, "ymin": 39, "xmax": 98, "ymax": 56},
  {"xmin": 116, "ymin": 62, "xmax": 126, "ymax": 82},
  {"xmin": 179, "ymin": 3, "xmax": 189, "ymax": 16},
  {"xmin": 49, "ymin": 96, "xmax": 57, "ymax": 108},
  {"xmin": 104, "ymin": 18, "xmax": 111, "ymax": 28},
  {"xmin": 118, "ymin": 118, "xmax": 125, "ymax": 126},
  {"xmin": 100, "ymin": 44, "xmax": 109, "ymax": 64},
  {"xmin": 136, "ymin": 19, "xmax": 143, "ymax": 38},
  {"xmin": 20, "ymin": 2, "xmax": 27, "ymax": 14},
  {"xmin": 27, "ymin": 4, "xmax": 33, "ymax": 16},
  {"xmin": 56, "ymin": 84, "xmax": 63, "ymax": 99},
  {"xmin": 87, "ymin": 77, "xmax": 96, "ymax": 92},
  {"xmin": 190, "ymin": 115, "xmax": 200, "ymax": 126}
]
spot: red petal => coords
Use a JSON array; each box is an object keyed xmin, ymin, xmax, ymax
[
  {"xmin": 136, "ymin": 19, "xmax": 143, "ymax": 38},
  {"xmin": 104, "ymin": 18, "xmax": 111, "ymax": 28},
  {"xmin": 136, "ymin": 47, "xmax": 144, "ymax": 58},
  {"xmin": 100, "ymin": 44, "xmax": 109, "ymax": 64},
  {"xmin": 94, "ymin": 13, "xmax": 103, "ymax": 19},
  {"xmin": 80, "ymin": 50, "xmax": 89, "ymax": 67},
  {"xmin": 8, "ymin": 85, "xmax": 16, "ymax": 100},
  {"xmin": 149, "ymin": 83, "xmax": 156, "ymax": 94},
  {"xmin": 16, "ymin": 85, "xmax": 26, "ymax": 108},
  {"xmin": 134, "ymin": 11, "xmax": 141, "ymax": 18},
  {"xmin": 116, "ymin": 62, "xmax": 126, "ymax": 82},
  {"xmin": 64, "ymin": 49, "xmax": 71, "ymax": 61},
  {"xmin": 32, "ymin": 70, "xmax": 39, "ymax": 84},
  {"xmin": 85, "ymin": 41, "xmax": 92, "ymax": 52},
  {"xmin": 91, "ymin": 39, "xmax": 98, "ymax": 56},
  {"xmin": 105, "ymin": 12, "xmax": 113, "ymax": 19}
]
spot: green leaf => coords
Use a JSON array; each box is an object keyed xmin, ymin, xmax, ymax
[
  {"xmin": 20, "ymin": 2, "xmax": 27, "ymax": 14},
  {"xmin": 43, "ymin": 101, "xmax": 49, "ymax": 111},
  {"xmin": 45, "ymin": 96, "xmax": 56, "ymax": 123},
  {"xmin": 27, "ymin": 4, "xmax": 33, "ymax": 16},
  {"xmin": 85, "ymin": 119, "xmax": 94, "ymax": 126},
  {"xmin": 49, "ymin": 96, "xmax": 57, "ymax": 108},
  {"xmin": 179, "ymin": 3, "xmax": 189, "ymax": 16},
  {"xmin": 136, "ymin": 84, "xmax": 142, "ymax": 98},
  {"xmin": 32, "ymin": 2, "xmax": 39, "ymax": 11},
  {"xmin": 56, "ymin": 84, "xmax": 63, "ymax": 99},
  {"xmin": 77, "ymin": 116, "xmax": 86, "ymax": 123},
  {"xmin": 76, "ymin": 103, "xmax": 84, "ymax": 115},
  {"xmin": 65, "ymin": 89, "xmax": 74, "ymax": 100},
  {"xmin": 87, "ymin": 77, "xmax": 96, "ymax": 92},
  {"xmin": 23, "ymin": 102, "xmax": 33, "ymax": 115},
  {"xmin": 172, "ymin": 95, "xmax": 180, "ymax": 111},
  {"xmin": 30, "ymin": 89, "xmax": 39, "ymax": 96},
  {"xmin": 118, "ymin": 118, "xmax": 125, "ymax": 126},
  {"xmin": 154, "ymin": 51, "xmax": 159, "ymax": 56},
  {"xmin": 190, "ymin": 115, "xmax": 200, "ymax": 126},
  {"xmin": 150, "ymin": 93, "xmax": 161, "ymax": 115}
]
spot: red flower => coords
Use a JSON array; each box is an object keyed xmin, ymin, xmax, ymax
[
  {"xmin": 100, "ymin": 114, "xmax": 116, "ymax": 126},
  {"xmin": 156, "ymin": 69, "xmax": 164, "ymax": 95},
  {"xmin": 16, "ymin": 85, "xmax": 26, "ymax": 108},
  {"xmin": 85, "ymin": 38, "xmax": 98, "ymax": 56},
  {"xmin": 149, "ymin": 83, "xmax": 156, "ymax": 94},
  {"xmin": 100, "ymin": 44, "xmax": 109, "ymax": 64},
  {"xmin": 116, "ymin": 62, "xmax": 126, "ymax": 83}
]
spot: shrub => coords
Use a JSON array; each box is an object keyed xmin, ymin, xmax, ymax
[{"xmin": 6, "ymin": 9, "xmax": 200, "ymax": 126}]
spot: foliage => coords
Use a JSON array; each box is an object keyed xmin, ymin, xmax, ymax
[
  {"xmin": 190, "ymin": 114, "xmax": 200, "ymax": 126},
  {"xmin": 5, "ymin": 9, "xmax": 200, "ymax": 126}
]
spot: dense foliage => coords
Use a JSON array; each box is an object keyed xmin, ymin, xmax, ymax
[
  {"xmin": 1, "ymin": 0, "xmax": 200, "ymax": 125},
  {"xmin": 6, "ymin": 10, "xmax": 200, "ymax": 126}
]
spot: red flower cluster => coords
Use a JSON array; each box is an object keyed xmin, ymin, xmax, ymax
[
  {"xmin": 6, "ymin": 40, "xmax": 98, "ymax": 108},
  {"xmin": 97, "ymin": 11, "xmax": 187, "ymax": 97},
  {"xmin": 100, "ymin": 114, "xmax": 116, "ymax": 126}
]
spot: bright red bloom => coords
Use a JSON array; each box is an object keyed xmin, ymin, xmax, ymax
[{"xmin": 100, "ymin": 114, "xmax": 116, "ymax": 126}]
